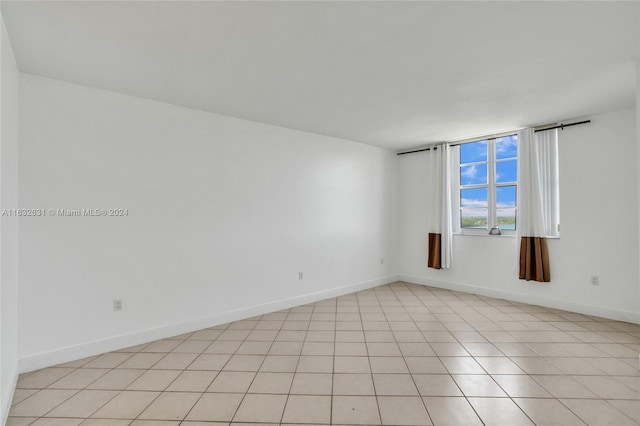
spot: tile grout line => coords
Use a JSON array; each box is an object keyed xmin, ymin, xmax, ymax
[
  {"xmin": 403, "ymin": 280, "xmax": 491, "ymax": 426},
  {"xmin": 154, "ymin": 320, "xmax": 248, "ymax": 423},
  {"xmin": 356, "ymin": 288, "xmax": 384, "ymax": 426},
  {"xmin": 219, "ymin": 312, "xmax": 288, "ymax": 424},
  {"xmin": 129, "ymin": 327, "xmax": 228, "ymax": 424},
  {"xmin": 377, "ymin": 283, "xmax": 435, "ymax": 426},
  {"xmin": 278, "ymin": 300, "xmax": 315, "ymax": 424}
]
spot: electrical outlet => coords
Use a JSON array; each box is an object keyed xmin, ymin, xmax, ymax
[
  {"xmin": 298, "ymin": 272, "xmax": 303, "ymax": 280},
  {"xmin": 380, "ymin": 257, "xmax": 384, "ymax": 265},
  {"xmin": 591, "ymin": 276, "xmax": 600, "ymax": 286},
  {"xmin": 113, "ymin": 299, "xmax": 123, "ymax": 311}
]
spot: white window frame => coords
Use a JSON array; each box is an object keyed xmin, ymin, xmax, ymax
[{"xmin": 453, "ymin": 135, "xmax": 518, "ymax": 236}]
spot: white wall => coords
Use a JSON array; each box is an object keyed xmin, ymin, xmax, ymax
[
  {"xmin": 18, "ymin": 74, "xmax": 397, "ymax": 370},
  {"xmin": 398, "ymin": 109, "xmax": 639, "ymax": 323},
  {"xmin": 0, "ymin": 13, "xmax": 20, "ymax": 424}
]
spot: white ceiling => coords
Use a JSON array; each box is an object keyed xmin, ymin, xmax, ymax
[{"xmin": 2, "ymin": 1, "xmax": 638, "ymax": 151}]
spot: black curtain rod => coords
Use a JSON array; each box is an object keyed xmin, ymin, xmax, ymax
[
  {"xmin": 534, "ymin": 120, "xmax": 590, "ymax": 133},
  {"xmin": 396, "ymin": 120, "xmax": 591, "ymax": 156},
  {"xmin": 397, "ymin": 147, "xmax": 437, "ymax": 155}
]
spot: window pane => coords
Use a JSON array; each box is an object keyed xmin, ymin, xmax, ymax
[
  {"xmin": 460, "ymin": 140, "xmax": 488, "ymax": 164},
  {"xmin": 496, "ymin": 135, "xmax": 517, "ymax": 159},
  {"xmin": 497, "ymin": 208, "xmax": 516, "ymax": 230},
  {"xmin": 496, "ymin": 185, "xmax": 516, "ymax": 207},
  {"xmin": 461, "ymin": 188, "xmax": 487, "ymax": 207},
  {"xmin": 461, "ymin": 208, "xmax": 488, "ymax": 229},
  {"xmin": 496, "ymin": 160, "xmax": 517, "ymax": 183},
  {"xmin": 460, "ymin": 163, "xmax": 487, "ymax": 185}
]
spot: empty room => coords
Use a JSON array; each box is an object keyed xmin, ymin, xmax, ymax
[{"xmin": 1, "ymin": 1, "xmax": 639, "ymax": 425}]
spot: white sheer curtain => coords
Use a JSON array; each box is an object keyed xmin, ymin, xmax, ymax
[
  {"xmin": 427, "ymin": 143, "xmax": 453, "ymax": 269},
  {"xmin": 537, "ymin": 130, "xmax": 560, "ymax": 237},
  {"xmin": 517, "ymin": 128, "xmax": 558, "ymax": 282},
  {"xmin": 517, "ymin": 128, "xmax": 560, "ymax": 238},
  {"xmin": 517, "ymin": 128, "xmax": 545, "ymax": 238}
]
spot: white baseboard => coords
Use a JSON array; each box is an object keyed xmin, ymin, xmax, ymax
[
  {"xmin": 1, "ymin": 367, "xmax": 18, "ymax": 425},
  {"xmin": 19, "ymin": 275, "xmax": 399, "ymax": 374},
  {"xmin": 398, "ymin": 274, "xmax": 640, "ymax": 325}
]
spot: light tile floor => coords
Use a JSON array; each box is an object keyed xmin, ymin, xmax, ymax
[{"xmin": 7, "ymin": 282, "xmax": 640, "ymax": 425}]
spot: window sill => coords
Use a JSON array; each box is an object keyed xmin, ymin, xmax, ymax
[
  {"xmin": 454, "ymin": 232, "xmax": 516, "ymax": 238},
  {"xmin": 453, "ymin": 233, "xmax": 560, "ymax": 240}
]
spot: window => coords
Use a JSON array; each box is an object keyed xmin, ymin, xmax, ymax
[{"xmin": 455, "ymin": 135, "xmax": 518, "ymax": 233}]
